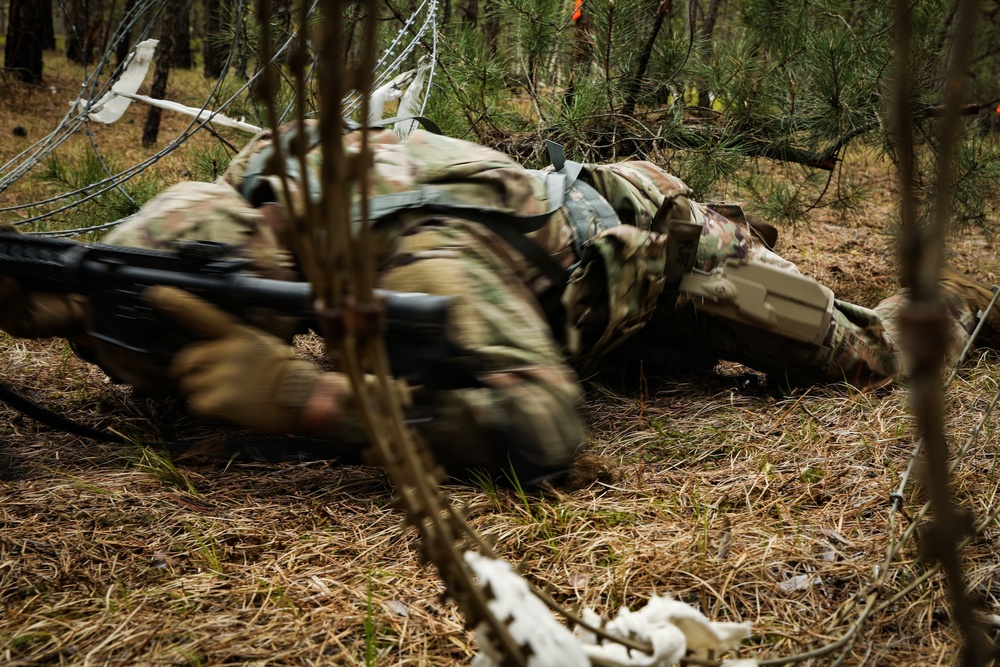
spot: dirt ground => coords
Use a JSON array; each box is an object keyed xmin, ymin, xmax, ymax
[{"xmin": 3, "ymin": 57, "xmax": 1000, "ymax": 666}]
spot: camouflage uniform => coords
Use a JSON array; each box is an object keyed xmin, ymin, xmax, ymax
[
  {"xmin": 104, "ymin": 123, "xmax": 980, "ymax": 477},
  {"xmin": 557, "ymin": 162, "xmax": 977, "ymax": 387}
]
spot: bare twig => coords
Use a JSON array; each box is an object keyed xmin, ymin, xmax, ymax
[{"xmin": 893, "ymin": 0, "xmax": 988, "ymax": 664}]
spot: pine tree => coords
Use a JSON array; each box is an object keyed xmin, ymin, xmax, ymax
[
  {"xmin": 66, "ymin": 0, "xmax": 101, "ymax": 65},
  {"xmin": 171, "ymin": 0, "xmax": 193, "ymax": 68},
  {"xmin": 427, "ymin": 0, "xmax": 1000, "ymax": 234},
  {"xmin": 202, "ymin": 0, "xmax": 232, "ymax": 78},
  {"xmin": 4, "ymin": 0, "xmax": 46, "ymax": 83},
  {"xmin": 142, "ymin": 0, "xmax": 181, "ymax": 147}
]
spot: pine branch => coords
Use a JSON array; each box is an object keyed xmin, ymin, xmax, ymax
[
  {"xmin": 658, "ymin": 92, "xmax": 999, "ymax": 171},
  {"xmin": 921, "ymin": 94, "xmax": 1000, "ymax": 117},
  {"xmin": 666, "ymin": 124, "xmax": 874, "ymax": 171}
]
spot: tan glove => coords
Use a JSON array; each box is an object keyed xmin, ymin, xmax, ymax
[
  {"xmin": 0, "ymin": 223, "xmax": 88, "ymax": 339},
  {"xmin": 147, "ymin": 285, "xmax": 322, "ymax": 434},
  {"xmin": 0, "ymin": 276, "xmax": 88, "ymax": 339}
]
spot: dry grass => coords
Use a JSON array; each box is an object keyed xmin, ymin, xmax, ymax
[
  {"xmin": 0, "ymin": 53, "xmax": 248, "ymax": 221},
  {"xmin": 4, "ymin": 52, "xmax": 1000, "ymax": 666}
]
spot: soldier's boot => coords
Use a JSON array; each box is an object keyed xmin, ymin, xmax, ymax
[{"xmin": 939, "ymin": 267, "xmax": 1000, "ymax": 348}]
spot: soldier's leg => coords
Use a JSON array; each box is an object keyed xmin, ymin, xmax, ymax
[
  {"xmin": 587, "ymin": 160, "xmax": 994, "ymax": 386},
  {"xmin": 569, "ymin": 164, "xmax": 985, "ymax": 386},
  {"xmin": 937, "ymin": 268, "xmax": 1000, "ymax": 348},
  {"xmin": 682, "ymin": 267, "xmax": 986, "ymax": 388},
  {"xmin": 670, "ymin": 204, "xmax": 904, "ymax": 385}
]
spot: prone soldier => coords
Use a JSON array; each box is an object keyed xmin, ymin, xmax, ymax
[{"xmin": 1, "ymin": 123, "xmax": 996, "ymax": 482}]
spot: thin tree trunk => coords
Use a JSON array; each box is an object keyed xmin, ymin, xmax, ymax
[
  {"xmin": 66, "ymin": 0, "xmax": 99, "ymax": 65},
  {"xmin": 697, "ymin": 0, "xmax": 723, "ymax": 107},
  {"xmin": 621, "ymin": 0, "xmax": 672, "ymax": 118},
  {"xmin": 116, "ymin": 0, "xmax": 138, "ymax": 67},
  {"xmin": 482, "ymin": 0, "xmax": 500, "ymax": 55},
  {"xmin": 171, "ymin": 0, "xmax": 193, "ymax": 68},
  {"xmin": 142, "ymin": 0, "xmax": 179, "ymax": 147},
  {"xmin": 701, "ymin": 0, "xmax": 722, "ymax": 42},
  {"xmin": 343, "ymin": 3, "xmax": 368, "ymax": 67},
  {"xmin": 40, "ymin": 0, "xmax": 55, "ymax": 50},
  {"xmin": 4, "ymin": 0, "xmax": 45, "ymax": 83},
  {"xmin": 458, "ymin": 0, "xmax": 478, "ymax": 25},
  {"xmin": 202, "ymin": 0, "xmax": 228, "ymax": 78},
  {"xmin": 272, "ymin": 0, "xmax": 291, "ymax": 63}
]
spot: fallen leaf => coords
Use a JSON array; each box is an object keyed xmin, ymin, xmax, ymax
[
  {"xmin": 777, "ymin": 574, "xmax": 821, "ymax": 592},
  {"xmin": 386, "ymin": 599, "xmax": 409, "ymax": 617}
]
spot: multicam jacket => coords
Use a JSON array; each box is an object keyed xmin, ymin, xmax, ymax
[{"xmin": 106, "ymin": 124, "xmax": 979, "ymax": 479}]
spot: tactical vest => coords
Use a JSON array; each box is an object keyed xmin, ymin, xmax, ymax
[{"xmin": 238, "ymin": 126, "xmax": 621, "ymax": 292}]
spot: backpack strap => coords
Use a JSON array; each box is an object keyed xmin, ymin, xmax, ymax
[
  {"xmin": 358, "ymin": 176, "xmax": 567, "ymax": 235},
  {"xmin": 343, "ymin": 115, "xmax": 443, "ymax": 135},
  {"xmin": 546, "ymin": 140, "xmax": 584, "ymax": 187},
  {"xmin": 359, "ymin": 180, "xmax": 571, "ymax": 287}
]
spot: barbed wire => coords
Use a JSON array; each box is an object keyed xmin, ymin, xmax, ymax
[
  {"xmin": 0, "ymin": 0, "xmax": 163, "ymax": 192},
  {"xmin": 0, "ymin": 0, "xmax": 437, "ymax": 237}
]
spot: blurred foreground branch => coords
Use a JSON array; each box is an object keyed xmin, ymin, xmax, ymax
[
  {"xmin": 255, "ymin": 0, "xmax": 534, "ymax": 663},
  {"xmin": 894, "ymin": 0, "xmax": 989, "ymax": 663}
]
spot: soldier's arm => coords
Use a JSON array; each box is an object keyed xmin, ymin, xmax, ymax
[
  {"xmin": 361, "ymin": 221, "xmax": 584, "ymax": 483},
  {"xmin": 152, "ymin": 222, "xmax": 584, "ymax": 484}
]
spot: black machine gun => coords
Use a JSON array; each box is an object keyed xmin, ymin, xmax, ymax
[{"xmin": 0, "ymin": 231, "xmax": 475, "ymax": 389}]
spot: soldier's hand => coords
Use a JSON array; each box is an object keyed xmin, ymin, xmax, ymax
[
  {"xmin": 0, "ymin": 223, "xmax": 88, "ymax": 339},
  {"xmin": 148, "ymin": 285, "xmax": 327, "ymax": 434},
  {"xmin": 0, "ymin": 276, "xmax": 89, "ymax": 339}
]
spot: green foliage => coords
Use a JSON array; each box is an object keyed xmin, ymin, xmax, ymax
[
  {"xmin": 425, "ymin": 0, "xmax": 999, "ymax": 235},
  {"xmin": 189, "ymin": 142, "xmax": 235, "ymax": 183},
  {"xmin": 130, "ymin": 445, "xmax": 199, "ymax": 496},
  {"xmin": 495, "ymin": 0, "xmax": 564, "ymax": 89},
  {"xmin": 179, "ymin": 0, "xmax": 1000, "ymax": 236},
  {"xmin": 364, "ymin": 578, "xmax": 379, "ymax": 667},
  {"xmin": 666, "ymin": 135, "xmax": 748, "ymax": 201},
  {"xmin": 949, "ymin": 137, "xmax": 1000, "ymax": 235},
  {"xmin": 424, "ymin": 25, "xmax": 526, "ymax": 140},
  {"xmin": 34, "ymin": 151, "xmax": 161, "ymax": 232}
]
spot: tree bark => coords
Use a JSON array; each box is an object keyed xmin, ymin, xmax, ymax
[
  {"xmin": 458, "ymin": 0, "xmax": 478, "ymax": 25},
  {"xmin": 171, "ymin": 0, "xmax": 193, "ymax": 68},
  {"xmin": 483, "ymin": 14, "xmax": 500, "ymax": 55},
  {"xmin": 343, "ymin": 3, "xmax": 367, "ymax": 68},
  {"xmin": 116, "ymin": 0, "xmax": 138, "ymax": 67},
  {"xmin": 4, "ymin": 0, "xmax": 45, "ymax": 84},
  {"xmin": 621, "ymin": 0, "xmax": 672, "ymax": 118},
  {"xmin": 40, "ymin": 0, "xmax": 55, "ymax": 50},
  {"xmin": 142, "ymin": 0, "xmax": 179, "ymax": 147},
  {"xmin": 66, "ymin": 0, "xmax": 88, "ymax": 64},
  {"xmin": 202, "ymin": 0, "xmax": 228, "ymax": 78},
  {"xmin": 700, "ymin": 0, "xmax": 723, "ymax": 42},
  {"xmin": 697, "ymin": 0, "xmax": 724, "ymax": 108},
  {"xmin": 66, "ymin": 0, "xmax": 103, "ymax": 65}
]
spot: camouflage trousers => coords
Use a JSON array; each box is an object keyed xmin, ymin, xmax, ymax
[{"xmin": 563, "ymin": 188, "xmax": 979, "ymax": 388}]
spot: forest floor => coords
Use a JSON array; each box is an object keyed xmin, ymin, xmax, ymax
[{"xmin": 3, "ymin": 53, "xmax": 1000, "ymax": 666}]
